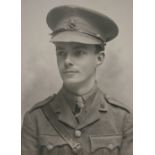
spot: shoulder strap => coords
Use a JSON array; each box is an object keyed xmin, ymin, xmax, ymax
[
  {"xmin": 41, "ymin": 103, "xmax": 83, "ymax": 154},
  {"xmin": 30, "ymin": 95, "xmax": 56, "ymax": 112},
  {"xmin": 104, "ymin": 94, "xmax": 131, "ymax": 113}
]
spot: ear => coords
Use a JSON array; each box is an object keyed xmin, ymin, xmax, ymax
[{"xmin": 96, "ymin": 51, "xmax": 105, "ymax": 66}]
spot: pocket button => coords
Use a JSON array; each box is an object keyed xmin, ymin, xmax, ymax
[
  {"xmin": 108, "ymin": 144, "xmax": 114, "ymax": 150},
  {"xmin": 46, "ymin": 144, "xmax": 54, "ymax": 150}
]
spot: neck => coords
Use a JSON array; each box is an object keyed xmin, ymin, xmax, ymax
[{"xmin": 63, "ymin": 76, "xmax": 97, "ymax": 96}]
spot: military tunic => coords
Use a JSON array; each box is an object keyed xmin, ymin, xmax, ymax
[{"xmin": 22, "ymin": 87, "xmax": 132, "ymax": 155}]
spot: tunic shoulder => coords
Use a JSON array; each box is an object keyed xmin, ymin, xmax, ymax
[
  {"xmin": 29, "ymin": 94, "xmax": 56, "ymax": 112},
  {"xmin": 104, "ymin": 94, "xmax": 132, "ymax": 113}
]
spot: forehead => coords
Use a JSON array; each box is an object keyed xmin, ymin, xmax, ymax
[{"xmin": 54, "ymin": 42, "xmax": 96, "ymax": 50}]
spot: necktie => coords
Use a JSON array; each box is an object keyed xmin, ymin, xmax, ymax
[
  {"xmin": 74, "ymin": 101, "xmax": 84, "ymax": 116},
  {"xmin": 74, "ymin": 102, "xmax": 84, "ymax": 123}
]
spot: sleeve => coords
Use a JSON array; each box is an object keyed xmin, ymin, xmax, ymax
[
  {"xmin": 119, "ymin": 111, "xmax": 133, "ymax": 155},
  {"xmin": 21, "ymin": 112, "xmax": 39, "ymax": 155}
]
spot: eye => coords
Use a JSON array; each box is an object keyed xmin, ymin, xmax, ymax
[
  {"xmin": 73, "ymin": 49, "xmax": 86, "ymax": 56},
  {"xmin": 56, "ymin": 50, "xmax": 66, "ymax": 57}
]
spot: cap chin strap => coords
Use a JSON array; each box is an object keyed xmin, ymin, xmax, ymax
[{"xmin": 51, "ymin": 28, "xmax": 106, "ymax": 45}]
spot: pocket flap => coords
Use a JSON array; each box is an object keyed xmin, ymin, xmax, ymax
[
  {"xmin": 39, "ymin": 135, "xmax": 66, "ymax": 150},
  {"xmin": 90, "ymin": 135, "xmax": 122, "ymax": 152}
]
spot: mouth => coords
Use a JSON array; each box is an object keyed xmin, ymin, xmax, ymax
[{"xmin": 63, "ymin": 70, "xmax": 79, "ymax": 74}]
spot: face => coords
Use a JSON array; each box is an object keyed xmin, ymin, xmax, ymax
[{"xmin": 55, "ymin": 42, "xmax": 104, "ymax": 87}]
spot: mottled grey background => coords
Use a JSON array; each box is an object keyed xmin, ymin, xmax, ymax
[{"xmin": 22, "ymin": 0, "xmax": 132, "ymax": 119}]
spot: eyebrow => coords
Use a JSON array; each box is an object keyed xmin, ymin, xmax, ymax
[
  {"xmin": 73, "ymin": 45, "xmax": 87, "ymax": 50},
  {"xmin": 56, "ymin": 46, "xmax": 65, "ymax": 50}
]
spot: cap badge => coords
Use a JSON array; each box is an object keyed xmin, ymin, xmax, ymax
[{"xmin": 65, "ymin": 18, "xmax": 79, "ymax": 30}]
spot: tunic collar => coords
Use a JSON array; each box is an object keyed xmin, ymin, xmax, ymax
[
  {"xmin": 61, "ymin": 83, "xmax": 98, "ymax": 112},
  {"xmin": 51, "ymin": 85, "xmax": 108, "ymax": 129}
]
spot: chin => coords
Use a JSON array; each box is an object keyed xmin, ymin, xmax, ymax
[{"xmin": 63, "ymin": 77, "xmax": 83, "ymax": 86}]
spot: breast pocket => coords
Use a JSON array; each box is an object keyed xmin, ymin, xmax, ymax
[
  {"xmin": 39, "ymin": 135, "xmax": 71, "ymax": 155},
  {"xmin": 90, "ymin": 135, "xmax": 122, "ymax": 155}
]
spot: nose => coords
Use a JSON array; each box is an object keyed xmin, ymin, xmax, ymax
[{"xmin": 64, "ymin": 54, "xmax": 73, "ymax": 67}]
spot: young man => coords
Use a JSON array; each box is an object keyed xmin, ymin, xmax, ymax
[{"xmin": 22, "ymin": 5, "xmax": 132, "ymax": 155}]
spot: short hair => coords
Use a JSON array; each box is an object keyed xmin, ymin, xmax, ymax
[{"xmin": 95, "ymin": 44, "xmax": 105, "ymax": 53}]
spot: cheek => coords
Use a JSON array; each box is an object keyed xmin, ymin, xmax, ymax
[
  {"xmin": 77, "ymin": 57, "xmax": 97, "ymax": 73},
  {"xmin": 57, "ymin": 58, "xmax": 64, "ymax": 71}
]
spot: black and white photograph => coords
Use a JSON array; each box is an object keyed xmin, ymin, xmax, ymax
[{"xmin": 21, "ymin": 0, "xmax": 133, "ymax": 155}]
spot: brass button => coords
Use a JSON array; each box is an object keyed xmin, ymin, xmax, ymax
[
  {"xmin": 96, "ymin": 34, "xmax": 101, "ymax": 37},
  {"xmin": 108, "ymin": 144, "xmax": 114, "ymax": 150},
  {"xmin": 46, "ymin": 144, "xmax": 54, "ymax": 150},
  {"xmin": 75, "ymin": 130, "xmax": 81, "ymax": 137}
]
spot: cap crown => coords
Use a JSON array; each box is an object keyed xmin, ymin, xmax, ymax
[{"xmin": 46, "ymin": 5, "xmax": 119, "ymax": 44}]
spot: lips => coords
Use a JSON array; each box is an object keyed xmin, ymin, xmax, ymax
[{"xmin": 63, "ymin": 70, "xmax": 79, "ymax": 74}]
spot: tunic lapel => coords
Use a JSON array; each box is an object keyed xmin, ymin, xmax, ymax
[
  {"xmin": 77, "ymin": 89, "xmax": 108, "ymax": 129},
  {"xmin": 52, "ymin": 90, "xmax": 78, "ymax": 129}
]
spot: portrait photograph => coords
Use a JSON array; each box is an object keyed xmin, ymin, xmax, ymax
[
  {"xmin": 2, "ymin": 0, "xmax": 155, "ymax": 155},
  {"xmin": 21, "ymin": 0, "xmax": 133, "ymax": 155}
]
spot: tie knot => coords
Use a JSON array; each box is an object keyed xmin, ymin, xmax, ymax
[
  {"xmin": 74, "ymin": 101, "xmax": 84, "ymax": 116},
  {"xmin": 76, "ymin": 101, "xmax": 84, "ymax": 109}
]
